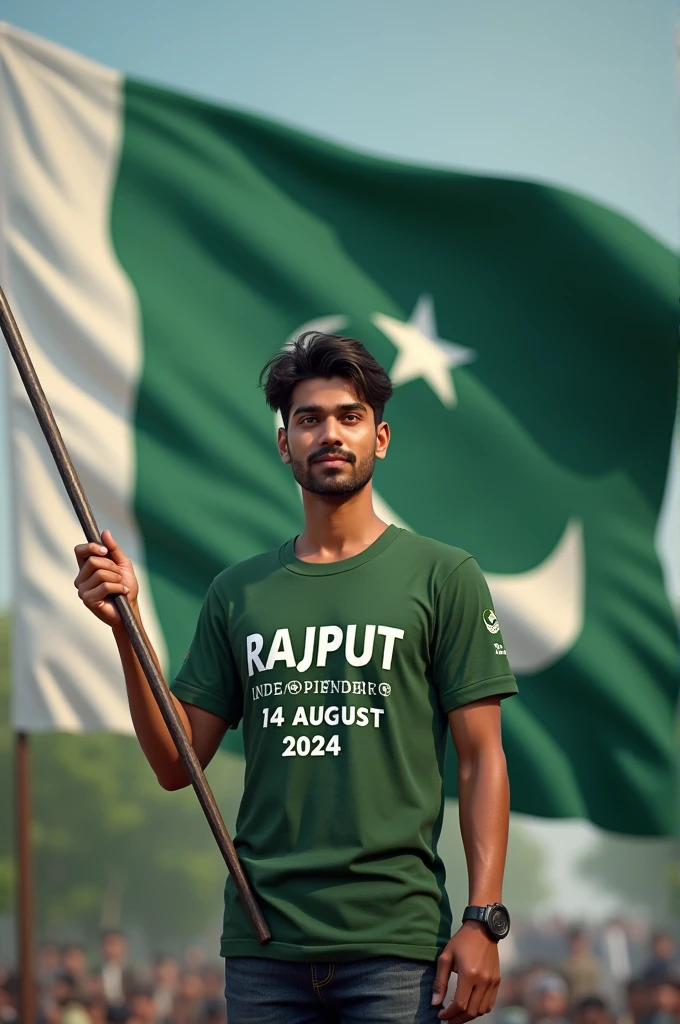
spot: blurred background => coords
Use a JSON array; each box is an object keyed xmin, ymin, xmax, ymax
[{"xmin": 0, "ymin": 2, "xmax": 678, "ymax": 1024}]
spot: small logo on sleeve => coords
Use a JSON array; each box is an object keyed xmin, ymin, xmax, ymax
[
  {"xmin": 494, "ymin": 642, "xmax": 507, "ymax": 656},
  {"xmin": 483, "ymin": 609, "xmax": 500, "ymax": 634}
]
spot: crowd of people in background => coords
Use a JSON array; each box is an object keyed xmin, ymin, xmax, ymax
[
  {"xmin": 498, "ymin": 921, "xmax": 680, "ymax": 1024},
  {"xmin": 0, "ymin": 932, "xmax": 226, "ymax": 1024},
  {"xmin": 0, "ymin": 919, "xmax": 678, "ymax": 1024}
]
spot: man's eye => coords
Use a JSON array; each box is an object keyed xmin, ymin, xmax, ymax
[
  {"xmin": 344, "ymin": 414, "xmax": 359, "ymax": 422},
  {"xmin": 301, "ymin": 417, "xmax": 317, "ymax": 424}
]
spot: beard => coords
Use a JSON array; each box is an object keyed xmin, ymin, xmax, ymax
[{"xmin": 290, "ymin": 446, "xmax": 375, "ymax": 497}]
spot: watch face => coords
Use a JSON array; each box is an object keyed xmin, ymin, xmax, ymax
[{"xmin": 487, "ymin": 903, "xmax": 511, "ymax": 939}]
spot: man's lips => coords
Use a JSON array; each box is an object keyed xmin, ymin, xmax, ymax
[{"xmin": 313, "ymin": 454, "xmax": 351, "ymax": 465}]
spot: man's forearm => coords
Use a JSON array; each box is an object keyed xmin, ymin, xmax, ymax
[
  {"xmin": 112, "ymin": 601, "xmax": 192, "ymax": 788},
  {"xmin": 458, "ymin": 746, "xmax": 510, "ymax": 905}
]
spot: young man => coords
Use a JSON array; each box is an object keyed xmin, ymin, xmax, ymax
[{"xmin": 74, "ymin": 333, "xmax": 517, "ymax": 1024}]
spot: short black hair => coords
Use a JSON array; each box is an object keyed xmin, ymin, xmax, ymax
[{"xmin": 259, "ymin": 332, "xmax": 393, "ymax": 428}]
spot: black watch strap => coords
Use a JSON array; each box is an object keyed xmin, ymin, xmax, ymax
[{"xmin": 462, "ymin": 906, "xmax": 487, "ymax": 924}]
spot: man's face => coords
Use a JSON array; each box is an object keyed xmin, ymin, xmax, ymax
[
  {"xmin": 530, "ymin": 985, "xmax": 568, "ymax": 1021},
  {"xmin": 651, "ymin": 983, "xmax": 680, "ymax": 1015},
  {"xmin": 569, "ymin": 933, "xmax": 588, "ymax": 956},
  {"xmin": 653, "ymin": 934, "xmax": 674, "ymax": 960},
  {"xmin": 63, "ymin": 947, "xmax": 86, "ymax": 975},
  {"xmin": 130, "ymin": 995, "xmax": 156, "ymax": 1023},
  {"xmin": 278, "ymin": 377, "xmax": 389, "ymax": 497},
  {"xmin": 179, "ymin": 972, "xmax": 204, "ymax": 1000},
  {"xmin": 102, "ymin": 933, "xmax": 126, "ymax": 963},
  {"xmin": 38, "ymin": 944, "xmax": 61, "ymax": 973},
  {"xmin": 154, "ymin": 957, "xmax": 180, "ymax": 988}
]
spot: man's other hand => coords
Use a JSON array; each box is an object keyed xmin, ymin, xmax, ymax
[{"xmin": 432, "ymin": 920, "xmax": 501, "ymax": 1021}]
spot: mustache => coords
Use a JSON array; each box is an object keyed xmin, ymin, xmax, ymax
[{"xmin": 309, "ymin": 446, "xmax": 356, "ymax": 466}]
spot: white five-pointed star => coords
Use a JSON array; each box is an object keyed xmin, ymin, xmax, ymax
[{"xmin": 371, "ymin": 295, "xmax": 476, "ymax": 407}]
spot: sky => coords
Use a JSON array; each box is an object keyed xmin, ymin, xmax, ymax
[{"xmin": 0, "ymin": 0, "xmax": 678, "ymax": 917}]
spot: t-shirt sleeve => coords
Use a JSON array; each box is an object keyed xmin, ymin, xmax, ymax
[
  {"xmin": 171, "ymin": 582, "xmax": 244, "ymax": 727},
  {"xmin": 432, "ymin": 556, "xmax": 518, "ymax": 714}
]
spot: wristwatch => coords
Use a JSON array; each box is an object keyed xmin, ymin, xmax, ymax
[{"xmin": 462, "ymin": 903, "xmax": 511, "ymax": 940}]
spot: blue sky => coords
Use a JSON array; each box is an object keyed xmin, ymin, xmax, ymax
[
  {"xmin": 0, "ymin": 0, "xmax": 678, "ymax": 916},
  {"xmin": 0, "ymin": 0, "xmax": 678, "ymax": 609}
]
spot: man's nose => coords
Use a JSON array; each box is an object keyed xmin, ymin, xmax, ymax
[{"xmin": 319, "ymin": 418, "xmax": 344, "ymax": 447}]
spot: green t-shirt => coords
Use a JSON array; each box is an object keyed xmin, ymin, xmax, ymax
[{"xmin": 172, "ymin": 525, "xmax": 517, "ymax": 963}]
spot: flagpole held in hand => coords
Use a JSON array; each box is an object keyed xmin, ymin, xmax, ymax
[{"xmin": 0, "ymin": 285, "xmax": 271, "ymax": 946}]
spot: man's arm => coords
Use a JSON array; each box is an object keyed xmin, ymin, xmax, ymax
[
  {"xmin": 431, "ymin": 696, "xmax": 509, "ymax": 1021},
  {"xmin": 112, "ymin": 599, "xmax": 228, "ymax": 790},
  {"xmin": 74, "ymin": 529, "xmax": 228, "ymax": 790}
]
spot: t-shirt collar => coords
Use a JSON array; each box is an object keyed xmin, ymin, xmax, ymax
[{"xmin": 279, "ymin": 524, "xmax": 401, "ymax": 576}]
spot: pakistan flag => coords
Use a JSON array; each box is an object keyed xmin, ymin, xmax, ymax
[{"xmin": 1, "ymin": 24, "xmax": 677, "ymax": 836}]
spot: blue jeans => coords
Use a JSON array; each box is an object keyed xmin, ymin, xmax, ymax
[{"xmin": 225, "ymin": 956, "xmax": 440, "ymax": 1023}]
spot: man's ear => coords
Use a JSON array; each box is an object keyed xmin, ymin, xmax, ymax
[
  {"xmin": 375, "ymin": 421, "xmax": 390, "ymax": 461},
  {"xmin": 278, "ymin": 426, "xmax": 291, "ymax": 464}
]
